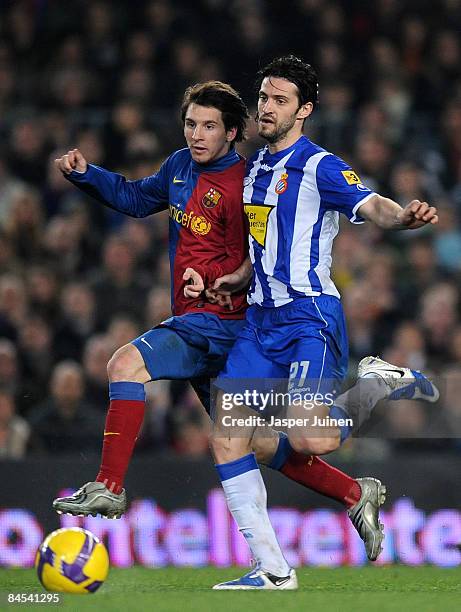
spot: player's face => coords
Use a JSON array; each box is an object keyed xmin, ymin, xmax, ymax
[
  {"xmin": 257, "ymin": 77, "xmax": 311, "ymax": 147},
  {"xmin": 184, "ymin": 104, "xmax": 237, "ymax": 164}
]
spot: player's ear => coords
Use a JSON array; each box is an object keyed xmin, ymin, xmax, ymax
[
  {"xmin": 297, "ymin": 101, "xmax": 313, "ymax": 121},
  {"xmin": 226, "ymin": 126, "xmax": 238, "ymax": 142}
]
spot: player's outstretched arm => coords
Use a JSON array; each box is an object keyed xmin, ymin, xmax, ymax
[
  {"xmin": 54, "ymin": 148, "xmax": 169, "ymax": 218},
  {"xmin": 359, "ymin": 195, "xmax": 438, "ymax": 230}
]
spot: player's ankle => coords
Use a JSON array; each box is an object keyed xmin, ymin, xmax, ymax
[
  {"xmin": 344, "ymin": 480, "xmax": 362, "ymax": 509},
  {"xmin": 95, "ymin": 475, "xmax": 123, "ymax": 495}
]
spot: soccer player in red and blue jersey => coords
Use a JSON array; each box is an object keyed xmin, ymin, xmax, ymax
[
  {"xmin": 52, "ymin": 81, "xmax": 249, "ymax": 508},
  {"xmin": 52, "ymin": 81, "xmax": 387, "ymax": 575}
]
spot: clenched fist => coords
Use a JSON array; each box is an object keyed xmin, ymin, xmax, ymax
[
  {"xmin": 396, "ymin": 199, "xmax": 438, "ymax": 230},
  {"xmin": 55, "ymin": 148, "xmax": 88, "ymax": 175}
]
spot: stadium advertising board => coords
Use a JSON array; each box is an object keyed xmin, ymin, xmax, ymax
[{"xmin": 2, "ymin": 456, "xmax": 460, "ymax": 568}]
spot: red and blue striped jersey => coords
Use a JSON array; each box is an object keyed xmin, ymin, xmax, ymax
[{"xmin": 67, "ymin": 147, "xmax": 248, "ymax": 319}]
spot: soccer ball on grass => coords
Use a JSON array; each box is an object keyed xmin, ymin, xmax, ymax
[{"xmin": 35, "ymin": 527, "xmax": 109, "ymax": 594}]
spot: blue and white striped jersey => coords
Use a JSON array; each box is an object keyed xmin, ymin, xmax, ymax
[{"xmin": 243, "ymin": 136, "xmax": 376, "ymax": 307}]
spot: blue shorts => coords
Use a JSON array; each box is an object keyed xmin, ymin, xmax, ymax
[
  {"xmin": 217, "ymin": 296, "xmax": 349, "ymax": 400},
  {"xmin": 131, "ymin": 313, "xmax": 246, "ymax": 414}
]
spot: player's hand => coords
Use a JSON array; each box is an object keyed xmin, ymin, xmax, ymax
[
  {"xmin": 183, "ymin": 268, "xmax": 204, "ymax": 298},
  {"xmin": 397, "ymin": 200, "xmax": 438, "ymax": 229},
  {"xmin": 54, "ymin": 148, "xmax": 88, "ymax": 175},
  {"xmin": 205, "ymin": 288, "xmax": 234, "ymax": 311},
  {"xmin": 211, "ymin": 258, "xmax": 253, "ymax": 294}
]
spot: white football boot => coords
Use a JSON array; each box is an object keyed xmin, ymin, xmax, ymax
[
  {"xmin": 358, "ymin": 356, "xmax": 439, "ymax": 402},
  {"xmin": 213, "ymin": 566, "xmax": 298, "ymax": 590}
]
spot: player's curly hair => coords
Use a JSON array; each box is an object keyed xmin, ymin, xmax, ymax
[
  {"xmin": 255, "ymin": 55, "xmax": 319, "ymax": 110},
  {"xmin": 181, "ymin": 81, "xmax": 249, "ymax": 144}
]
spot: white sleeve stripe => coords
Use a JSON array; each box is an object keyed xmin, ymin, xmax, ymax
[{"xmin": 350, "ymin": 192, "xmax": 376, "ymax": 223}]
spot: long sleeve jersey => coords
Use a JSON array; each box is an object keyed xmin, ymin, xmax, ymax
[{"xmin": 66, "ymin": 147, "xmax": 248, "ymax": 319}]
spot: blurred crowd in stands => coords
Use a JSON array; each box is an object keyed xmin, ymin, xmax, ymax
[{"xmin": 0, "ymin": 0, "xmax": 461, "ymax": 459}]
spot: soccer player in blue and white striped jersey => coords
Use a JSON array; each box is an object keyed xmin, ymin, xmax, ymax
[{"xmin": 211, "ymin": 56, "xmax": 439, "ymax": 590}]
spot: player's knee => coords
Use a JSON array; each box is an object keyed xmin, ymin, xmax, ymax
[
  {"xmin": 288, "ymin": 435, "xmax": 339, "ymax": 456},
  {"xmin": 252, "ymin": 441, "xmax": 266, "ymax": 464},
  {"xmin": 107, "ymin": 344, "xmax": 145, "ymax": 382},
  {"xmin": 251, "ymin": 435, "xmax": 276, "ymax": 464}
]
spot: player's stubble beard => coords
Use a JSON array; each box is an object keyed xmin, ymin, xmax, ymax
[{"xmin": 257, "ymin": 110, "xmax": 299, "ymax": 145}]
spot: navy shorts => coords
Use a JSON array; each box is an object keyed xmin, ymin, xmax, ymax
[{"xmin": 131, "ymin": 313, "xmax": 246, "ymax": 414}]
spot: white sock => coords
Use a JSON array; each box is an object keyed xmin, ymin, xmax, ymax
[
  {"xmin": 361, "ymin": 373, "xmax": 389, "ymax": 402},
  {"xmin": 217, "ymin": 454, "xmax": 291, "ymax": 577},
  {"xmin": 334, "ymin": 375, "xmax": 388, "ymax": 430}
]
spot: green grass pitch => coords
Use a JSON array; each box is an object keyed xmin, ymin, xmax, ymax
[{"xmin": 1, "ymin": 567, "xmax": 460, "ymax": 612}]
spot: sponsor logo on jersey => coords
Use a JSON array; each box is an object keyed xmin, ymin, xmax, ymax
[
  {"xmin": 341, "ymin": 170, "xmax": 361, "ymax": 185},
  {"xmin": 275, "ymin": 172, "xmax": 288, "ymax": 194},
  {"xmin": 244, "ymin": 204, "xmax": 274, "ymax": 247},
  {"xmin": 169, "ymin": 204, "xmax": 211, "ymax": 236},
  {"xmin": 191, "ymin": 215, "xmax": 211, "ymax": 236},
  {"xmin": 173, "ymin": 176, "xmax": 184, "ymax": 184},
  {"xmin": 356, "ymin": 183, "xmax": 369, "ymax": 191},
  {"xmin": 261, "ymin": 163, "xmax": 273, "ymax": 172},
  {"xmin": 243, "ymin": 176, "xmax": 254, "ymax": 187},
  {"xmin": 202, "ymin": 187, "xmax": 222, "ymax": 208}
]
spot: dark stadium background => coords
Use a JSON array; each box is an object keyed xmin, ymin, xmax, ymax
[{"xmin": 1, "ymin": 0, "xmax": 461, "ymax": 569}]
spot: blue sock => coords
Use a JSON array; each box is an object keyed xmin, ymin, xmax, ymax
[
  {"xmin": 267, "ymin": 432, "xmax": 293, "ymax": 471},
  {"xmin": 215, "ymin": 452, "xmax": 258, "ymax": 481},
  {"xmin": 109, "ymin": 381, "xmax": 146, "ymax": 402}
]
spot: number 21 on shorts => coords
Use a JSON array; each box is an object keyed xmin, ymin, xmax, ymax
[{"xmin": 288, "ymin": 360, "xmax": 310, "ymax": 391}]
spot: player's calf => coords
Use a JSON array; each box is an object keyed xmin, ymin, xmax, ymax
[
  {"xmin": 209, "ymin": 432, "xmax": 253, "ymax": 464},
  {"xmin": 286, "ymin": 402, "xmax": 342, "ymax": 455},
  {"xmin": 287, "ymin": 432, "xmax": 340, "ymax": 456}
]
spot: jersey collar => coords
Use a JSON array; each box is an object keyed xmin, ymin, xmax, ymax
[
  {"xmin": 263, "ymin": 135, "xmax": 307, "ymax": 160},
  {"xmin": 191, "ymin": 148, "xmax": 241, "ymax": 173}
]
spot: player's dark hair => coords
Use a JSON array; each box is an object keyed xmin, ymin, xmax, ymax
[
  {"xmin": 255, "ymin": 55, "xmax": 319, "ymax": 110},
  {"xmin": 181, "ymin": 81, "xmax": 249, "ymax": 144}
]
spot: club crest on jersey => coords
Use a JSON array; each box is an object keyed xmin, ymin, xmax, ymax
[
  {"xmin": 275, "ymin": 173, "xmax": 288, "ymax": 195},
  {"xmin": 341, "ymin": 170, "xmax": 361, "ymax": 185},
  {"xmin": 202, "ymin": 187, "xmax": 222, "ymax": 208},
  {"xmin": 244, "ymin": 204, "xmax": 274, "ymax": 247},
  {"xmin": 191, "ymin": 215, "xmax": 211, "ymax": 236}
]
